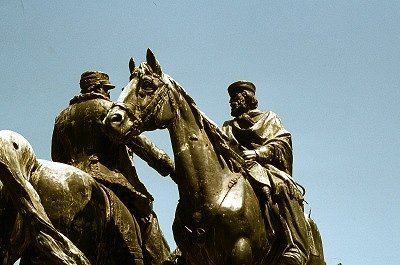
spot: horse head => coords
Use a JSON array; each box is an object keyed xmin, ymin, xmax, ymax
[
  {"xmin": 0, "ymin": 130, "xmax": 38, "ymax": 183},
  {"xmin": 104, "ymin": 49, "xmax": 177, "ymax": 142}
]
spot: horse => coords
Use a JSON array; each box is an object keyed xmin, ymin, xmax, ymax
[
  {"xmin": 103, "ymin": 49, "xmax": 326, "ymax": 265},
  {"xmin": 0, "ymin": 130, "xmax": 144, "ymax": 265}
]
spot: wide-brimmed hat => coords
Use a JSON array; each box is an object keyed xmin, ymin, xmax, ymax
[
  {"xmin": 227, "ymin": 80, "xmax": 256, "ymax": 96},
  {"xmin": 80, "ymin": 71, "xmax": 115, "ymax": 93}
]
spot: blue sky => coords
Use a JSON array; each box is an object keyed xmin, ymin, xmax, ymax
[{"xmin": 1, "ymin": 1, "xmax": 399, "ymax": 264}]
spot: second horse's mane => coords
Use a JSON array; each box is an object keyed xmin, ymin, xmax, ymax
[{"xmin": 167, "ymin": 75, "xmax": 244, "ymax": 173}]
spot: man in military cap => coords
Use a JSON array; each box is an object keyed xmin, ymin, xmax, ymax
[
  {"xmin": 222, "ymin": 80, "xmax": 309, "ymax": 265},
  {"xmin": 52, "ymin": 70, "xmax": 173, "ymax": 265}
]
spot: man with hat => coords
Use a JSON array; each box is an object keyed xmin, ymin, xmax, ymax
[
  {"xmin": 51, "ymin": 70, "xmax": 173, "ymax": 265},
  {"xmin": 222, "ymin": 80, "xmax": 310, "ymax": 265}
]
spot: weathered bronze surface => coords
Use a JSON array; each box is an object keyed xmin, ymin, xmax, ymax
[
  {"xmin": 103, "ymin": 49, "xmax": 326, "ymax": 265},
  {"xmin": 0, "ymin": 51, "xmax": 326, "ymax": 264},
  {"xmin": 0, "ymin": 130, "xmax": 142, "ymax": 264}
]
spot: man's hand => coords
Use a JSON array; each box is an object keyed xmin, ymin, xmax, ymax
[
  {"xmin": 240, "ymin": 150, "xmax": 257, "ymax": 161},
  {"xmin": 157, "ymin": 153, "xmax": 175, "ymax": 176}
]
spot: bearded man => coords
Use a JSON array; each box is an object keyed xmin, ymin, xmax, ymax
[{"xmin": 222, "ymin": 80, "xmax": 309, "ymax": 265}]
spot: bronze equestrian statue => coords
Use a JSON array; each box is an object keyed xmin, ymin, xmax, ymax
[{"xmin": 103, "ymin": 49, "xmax": 326, "ymax": 265}]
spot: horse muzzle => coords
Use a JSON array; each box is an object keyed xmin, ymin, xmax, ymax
[{"xmin": 103, "ymin": 105, "xmax": 142, "ymax": 142}]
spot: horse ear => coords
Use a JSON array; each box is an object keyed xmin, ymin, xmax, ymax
[
  {"xmin": 146, "ymin": 48, "xmax": 162, "ymax": 75},
  {"xmin": 129, "ymin": 57, "xmax": 135, "ymax": 74}
]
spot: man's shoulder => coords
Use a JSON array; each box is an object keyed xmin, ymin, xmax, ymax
[
  {"xmin": 54, "ymin": 93, "xmax": 112, "ymax": 123},
  {"xmin": 249, "ymin": 109, "xmax": 279, "ymax": 120},
  {"xmin": 249, "ymin": 109, "xmax": 275, "ymax": 116},
  {"xmin": 69, "ymin": 92, "xmax": 112, "ymax": 105},
  {"xmin": 222, "ymin": 110, "xmax": 279, "ymax": 127}
]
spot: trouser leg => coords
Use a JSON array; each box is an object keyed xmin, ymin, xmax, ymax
[
  {"xmin": 141, "ymin": 212, "xmax": 171, "ymax": 265},
  {"xmin": 276, "ymin": 188, "xmax": 309, "ymax": 263}
]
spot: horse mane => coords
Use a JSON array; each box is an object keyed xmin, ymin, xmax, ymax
[
  {"xmin": 135, "ymin": 62, "xmax": 243, "ymax": 171},
  {"xmin": 167, "ymin": 77, "xmax": 244, "ymax": 173}
]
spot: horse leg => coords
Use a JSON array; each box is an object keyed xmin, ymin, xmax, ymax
[{"xmin": 230, "ymin": 237, "xmax": 252, "ymax": 265}]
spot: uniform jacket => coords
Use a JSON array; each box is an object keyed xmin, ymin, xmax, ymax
[{"xmin": 52, "ymin": 92, "xmax": 170, "ymax": 217}]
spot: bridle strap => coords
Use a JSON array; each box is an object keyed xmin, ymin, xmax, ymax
[
  {"xmin": 140, "ymin": 79, "xmax": 171, "ymax": 126},
  {"xmin": 109, "ymin": 102, "xmax": 140, "ymax": 141}
]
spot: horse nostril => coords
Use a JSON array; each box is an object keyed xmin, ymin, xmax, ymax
[{"xmin": 110, "ymin": 113, "xmax": 123, "ymax": 124}]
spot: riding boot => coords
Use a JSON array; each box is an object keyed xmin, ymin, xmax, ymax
[
  {"xmin": 140, "ymin": 211, "xmax": 171, "ymax": 265},
  {"xmin": 274, "ymin": 187, "xmax": 309, "ymax": 265}
]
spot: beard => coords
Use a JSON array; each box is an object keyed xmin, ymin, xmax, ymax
[{"xmin": 230, "ymin": 100, "xmax": 248, "ymax": 117}]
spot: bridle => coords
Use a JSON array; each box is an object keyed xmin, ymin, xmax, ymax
[{"xmin": 110, "ymin": 72, "xmax": 174, "ymax": 141}]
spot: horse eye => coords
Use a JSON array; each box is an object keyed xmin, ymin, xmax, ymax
[
  {"xmin": 141, "ymin": 80, "xmax": 154, "ymax": 92},
  {"xmin": 142, "ymin": 80, "xmax": 151, "ymax": 87},
  {"xmin": 12, "ymin": 142, "xmax": 19, "ymax": 150}
]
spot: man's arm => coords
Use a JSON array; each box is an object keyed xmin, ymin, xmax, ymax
[
  {"xmin": 126, "ymin": 134, "xmax": 174, "ymax": 176},
  {"xmin": 254, "ymin": 114, "xmax": 293, "ymax": 175},
  {"xmin": 234, "ymin": 113, "xmax": 293, "ymax": 175}
]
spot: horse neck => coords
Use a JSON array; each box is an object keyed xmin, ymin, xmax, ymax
[{"xmin": 167, "ymin": 91, "xmax": 227, "ymax": 207}]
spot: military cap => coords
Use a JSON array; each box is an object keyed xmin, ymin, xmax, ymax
[
  {"xmin": 80, "ymin": 71, "xmax": 115, "ymax": 93},
  {"xmin": 227, "ymin": 80, "xmax": 256, "ymax": 96}
]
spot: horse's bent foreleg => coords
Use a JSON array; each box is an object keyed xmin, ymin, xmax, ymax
[{"xmin": 230, "ymin": 237, "xmax": 252, "ymax": 265}]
